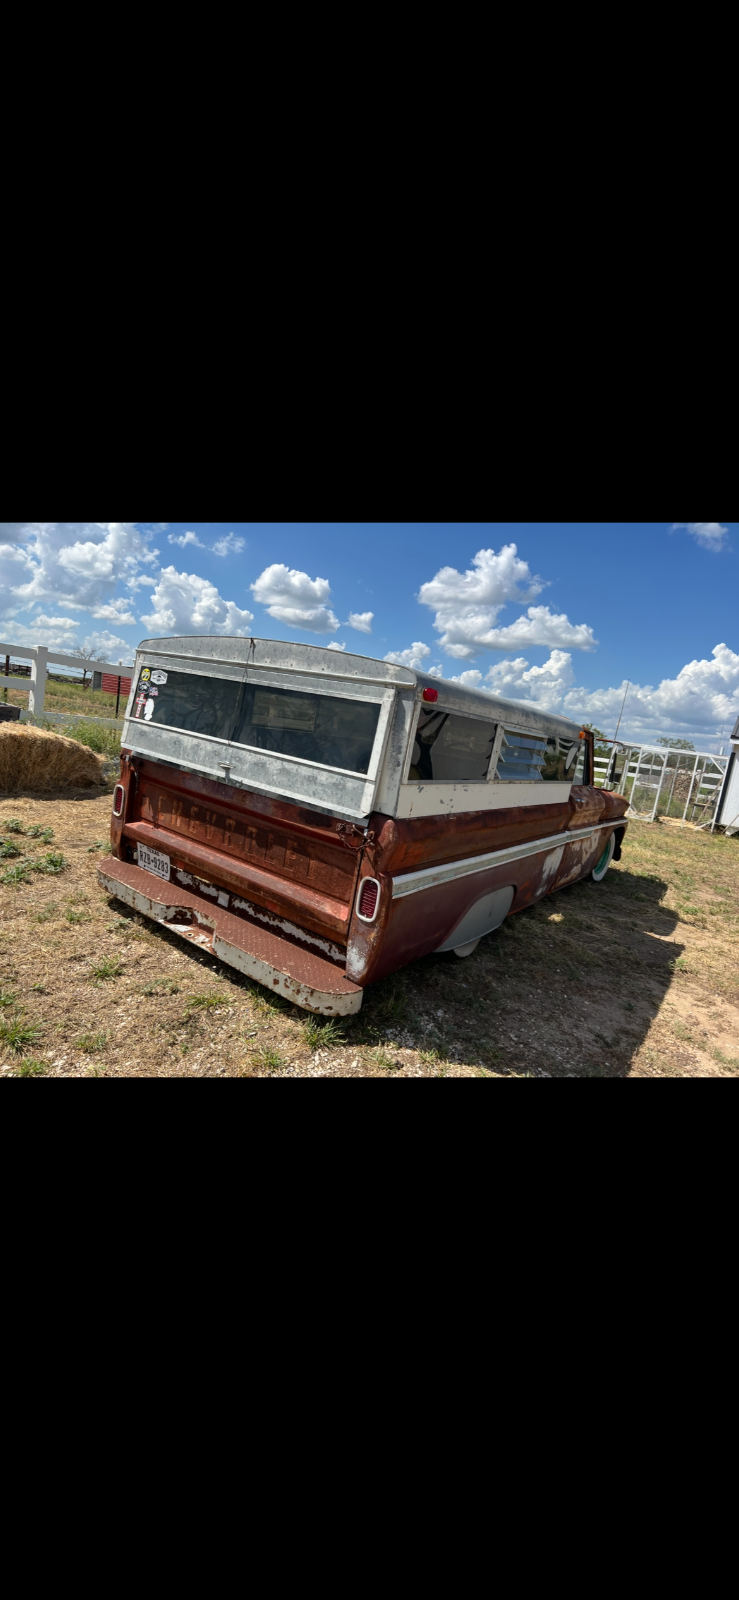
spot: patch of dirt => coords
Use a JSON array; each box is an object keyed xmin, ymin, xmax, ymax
[{"xmin": 1, "ymin": 795, "xmax": 737, "ymax": 1080}]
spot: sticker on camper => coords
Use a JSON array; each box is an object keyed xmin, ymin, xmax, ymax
[
  {"xmin": 143, "ymin": 699, "xmax": 155, "ymax": 721},
  {"xmin": 147, "ymin": 687, "xmax": 158, "ymax": 696},
  {"xmin": 150, "ymin": 671, "xmax": 167, "ymax": 685},
  {"xmin": 141, "ymin": 668, "xmax": 151, "ymax": 681},
  {"xmin": 134, "ymin": 694, "xmax": 148, "ymax": 719}
]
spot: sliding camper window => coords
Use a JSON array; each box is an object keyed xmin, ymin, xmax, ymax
[
  {"xmin": 409, "ymin": 707, "xmax": 496, "ymax": 782},
  {"xmin": 131, "ymin": 670, "xmax": 381, "ymax": 775}
]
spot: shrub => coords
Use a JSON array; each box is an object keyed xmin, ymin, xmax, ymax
[{"xmin": 32, "ymin": 851, "xmax": 68, "ymax": 876}]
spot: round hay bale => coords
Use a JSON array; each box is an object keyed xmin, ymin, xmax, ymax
[{"xmin": 0, "ymin": 722, "xmax": 106, "ymax": 792}]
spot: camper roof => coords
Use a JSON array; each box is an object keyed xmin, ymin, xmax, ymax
[{"xmin": 135, "ymin": 635, "xmax": 584, "ymax": 745}]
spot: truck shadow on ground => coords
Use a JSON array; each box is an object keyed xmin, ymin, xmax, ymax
[
  {"xmin": 102, "ymin": 863, "xmax": 683, "ymax": 1078},
  {"xmin": 359, "ymin": 864, "xmax": 684, "ymax": 1077}
]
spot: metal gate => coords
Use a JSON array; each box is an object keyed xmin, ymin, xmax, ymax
[{"xmin": 593, "ymin": 742, "xmax": 729, "ymax": 827}]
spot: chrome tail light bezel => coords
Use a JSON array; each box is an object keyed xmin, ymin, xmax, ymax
[
  {"xmin": 356, "ymin": 876, "xmax": 381, "ymax": 923},
  {"xmin": 112, "ymin": 783, "xmax": 125, "ymax": 817}
]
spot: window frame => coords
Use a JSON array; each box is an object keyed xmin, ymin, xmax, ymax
[{"xmin": 401, "ymin": 700, "xmax": 500, "ymax": 786}]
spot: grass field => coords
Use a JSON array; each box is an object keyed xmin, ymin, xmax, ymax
[
  {"xmin": 1, "ymin": 790, "xmax": 737, "ymax": 1080},
  {"xmin": 3, "ymin": 679, "xmax": 124, "ymax": 717}
]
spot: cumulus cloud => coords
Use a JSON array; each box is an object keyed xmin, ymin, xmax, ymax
[
  {"xmin": 250, "ymin": 564, "xmax": 340, "ymax": 633},
  {"xmin": 671, "ymin": 522, "xmax": 728, "ymax": 551},
  {"xmin": 126, "ymin": 574, "xmax": 157, "ymax": 590},
  {"xmin": 452, "ymin": 643, "xmax": 739, "ymax": 741},
  {"xmin": 346, "ymin": 611, "xmax": 373, "ymax": 633},
  {"xmin": 3, "ymin": 615, "xmax": 80, "ymax": 649},
  {"xmin": 140, "ymin": 566, "xmax": 255, "ymax": 637},
  {"xmin": 416, "ymin": 544, "xmax": 594, "ymax": 659},
  {"xmin": 563, "ymin": 644, "xmax": 739, "ymax": 739},
  {"xmin": 83, "ymin": 631, "xmax": 133, "ymax": 661},
  {"xmin": 0, "ymin": 522, "xmax": 159, "ymax": 620},
  {"xmin": 418, "ymin": 545, "xmax": 543, "ymax": 656},
  {"xmin": 384, "ymin": 642, "xmax": 432, "ymax": 669},
  {"xmin": 327, "ymin": 641, "xmax": 347, "ymax": 651},
  {"xmin": 89, "ymin": 598, "xmax": 138, "ymax": 625},
  {"xmin": 469, "ymin": 606, "xmax": 597, "ymax": 656},
  {"xmin": 168, "ymin": 531, "xmax": 205, "ymax": 549},
  {"xmin": 213, "ymin": 532, "xmax": 245, "ymax": 557},
  {"xmin": 483, "ymin": 649, "xmax": 576, "ymax": 712}
]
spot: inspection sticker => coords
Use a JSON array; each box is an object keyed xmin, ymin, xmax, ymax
[{"xmin": 137, "ymin": 845, "xmax": 171, "ymax": 881}]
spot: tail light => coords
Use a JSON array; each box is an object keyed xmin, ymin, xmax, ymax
[
  {"xmin": 356, "ymin": 877, "xmax": 381, "ymax": 923},
  {"xmin": 112, "ymin": 784, "xmax": 125, "ymax": 817},
  {"xmin": 422, "ymin": 686, "xmax": 439, "ymax": 702}
]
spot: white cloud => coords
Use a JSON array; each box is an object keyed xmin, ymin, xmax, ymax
[
  {"xmin": 463, "ymin": 606, "xmax": 598, "ymax": 657},
  {"xmin": 126, "ymin": 574, "xmax": 157, "ymax": 590},
  {"xmin": 168, "ymin": 531, "xmax": 205, "ymax": 549},
  {"xmin": 89, "ymin": 598, "xmax": 138, "ymax": 625},
  {"xmin": 418, "ymin": 545, "xmax": 547, "ymax": 656},
  {"xmin": 450, "ymin": 669, "xmax": 483, "ymax": 688},
  {"xmin": 483, "ymin": 649, "xmax": 576, "ymax": 712},
  {"xmin": 0, "ymin": 522, "xmax": 159, "ymax": 621},
  {"xmin": 671, "ymin": 522, "xmax": 728, "ymax": 551},
  {"xmin": 83, "ymin": 631, "xmax": 133, "ymax": 661},
  {"xmin": 453, "ymin": 643, "xmax": 739, "ymax": 741},
  {"xmin": 563, "ymin": 643, "xmax": 739, "ymax": 739},
  {"xmin": 346, "ymin": 611, "xmax": 373, "ymax": 633},
  {"xmin": 213, "ymin": 532, "xmax": 245, "ymax": 557},
  {"xmin": 140, "ymin": 566, "xmax": 255, "ymax": 637},
  {"xmin": 250, "ymin": 564, "xmax": 340, "ymax": 633},
  {"xmin": 3, "ymin": 615, "xmax": 80, "ymax": 648},
  {"xmin": 327, "ymin": 641, "xmax": 346, "ymax": 651},
  {"xmin": 384, "ymin": 642, "xmax": 432, "ymax": 668},
  {"xmin": 416, "ymin": 545, "xmax": 595, "ymax": 659}
]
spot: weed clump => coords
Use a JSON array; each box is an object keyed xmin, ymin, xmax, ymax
[
  {"xmin": 77, "ymin": 1032, "xmax": 107, "ymax": 1053},
  {"xmin": 90, "ymin": 957, "xmax": 123, "ymax": 981}
]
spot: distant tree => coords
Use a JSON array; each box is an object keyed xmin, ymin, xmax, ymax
[
  {"xmin": 657, "ymin": 737, "xmax": 695, "ymax": 751},
  {"xmin": 70, "ymin": 644, "xmax": 104, "ymax": 689}
]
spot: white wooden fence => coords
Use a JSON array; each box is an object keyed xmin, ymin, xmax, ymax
[{"xmin": 1, "ymin": 641, "xmax": 132, "ymax": 716}]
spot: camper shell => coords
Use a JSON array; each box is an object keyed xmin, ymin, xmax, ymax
[{"xmin": 100, "ymin": 637, "xmax": 629, "ymax": 1012}]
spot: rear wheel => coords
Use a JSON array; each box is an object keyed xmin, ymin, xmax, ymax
[{"xmin": 592, "ymin": 834, "xmax": 615, "ymax": 882}]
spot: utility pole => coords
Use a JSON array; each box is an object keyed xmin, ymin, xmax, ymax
[{"xmin": 613, "ymin": 681, "xmax": 630, "ymax": 743}]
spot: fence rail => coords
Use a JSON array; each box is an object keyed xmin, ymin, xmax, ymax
[{"xmin": 1, "ymin": 641, "xmax": 133, "ymax": 716}]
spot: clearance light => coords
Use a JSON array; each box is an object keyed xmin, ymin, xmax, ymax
[
  {"xmin": 422, "ymin": 687, "xmax": 439, "ymax": 702},
  {"xmin": 357, "ymin": 878, "xmax": 381, "ymax": 923},
  {"xmin": 112, "ymin": 784, "xmax": 125, "ymax": 817}
]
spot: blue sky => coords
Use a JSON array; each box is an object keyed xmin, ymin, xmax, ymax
[{"xmin": 1, "ymin": 521, "xmax": 736, "ymax": 744}]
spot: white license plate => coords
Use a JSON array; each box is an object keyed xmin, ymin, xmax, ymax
[{"xmin": 137, "ymin": 844, "xmax": 171, "ymax": 881}]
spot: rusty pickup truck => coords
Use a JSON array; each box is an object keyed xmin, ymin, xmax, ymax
[{"xmin": 99, "ymin": 636, "xmax": 629, "ymax": 1013}]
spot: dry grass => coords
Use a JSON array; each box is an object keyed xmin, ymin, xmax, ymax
[
  {"xmin": 1, "ymin": 793, "xmax": 737, "ymax": 1080},
  {"xmin": 0, "ymin": 724, "xmax": 105, "ymax": 792}
]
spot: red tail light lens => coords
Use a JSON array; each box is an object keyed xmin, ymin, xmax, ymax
[
  {"xmin": 422, "ymin": 687, "xmax": 439, "ymax": 702},
  {"xmin": 357, "ymin": 878, "xmax": 380, "ymax": 921},
  {"xmin": 112, "ymin": 784, "xmax": 125, "ymax": 817}
]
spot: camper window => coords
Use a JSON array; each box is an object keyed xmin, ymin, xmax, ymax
[
  {"xmin": 409, "ymin": 709, "xmax": 497, "ymax": 782},
  {"xmin": 131, "ymin": 670, "xmax": 381, "ymax": 776}
]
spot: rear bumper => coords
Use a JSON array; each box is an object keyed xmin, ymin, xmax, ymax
[{"xmin": 98, "ymin": 860, "xmax": 363, "ymax": 1015}]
